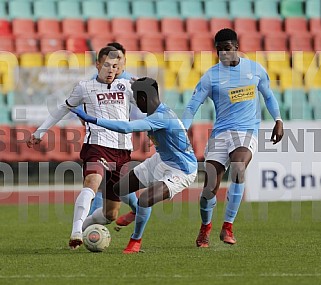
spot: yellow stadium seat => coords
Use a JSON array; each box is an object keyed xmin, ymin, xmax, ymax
[
  {"xmin": 125, "ymin": 52, "xmax": 144, "ymax": 68},
  {"xmin": 267, "ymin": 70, "xmax": 278, "ymax": 89},
  {"xmin": 0, "ymin": 53, "xmax": 19, "ymax": 93},
  {"xmin": 69, "ymin": 53, "xmax": 93, "ymax": 67},
  {"xmin": 143, "ymin": 52, "xmax": 165, "ymax": 68},
  {"xmin": 165, "ymin": 52, "xmax": 193, "ymax": 74},
  {"xmin": 45, "ymin": 52, "xmax": 69, "ymax": 67},
  {"xmin": 244, "ymin": 52, "xmax": 267, "ymax": 69},
  {"xmin": 292, "ymin": 51, "xmax": 317, "ymax": 74},
  {"xmin": 20, "ymin": 53, "xmax": 43, "ymax": 67},
  {"xmin": 304, "ymin": 67, "xmax": 321, "ymax": 88},
  {"xmin": 279, "ymin": 68, "xmax": 303, "ymax": 90},
  {"xmin": 266, "ymin": 52, "xmax": 291, "ymax": 73},
  {"xmin": 178, "ymin": 68, "xmax": 200, "ymax": 92},
  {"xmin": 193, "ymin": 52, "xmax": 217, "ymax": 74},
  {"xmin": 164, "ymin": 68, "xmax": 178, "ymax": 90}
]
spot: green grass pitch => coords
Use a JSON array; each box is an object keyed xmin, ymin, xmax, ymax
[{"xmin": 0, "ymin": 201, "xmax": 321, "ymax": 285}]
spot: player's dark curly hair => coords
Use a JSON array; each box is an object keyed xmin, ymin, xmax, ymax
[
  {"xmin": 132, "ymin": 77, "xmax": 159, "ymax": 99},
  {"xmin": 214, "ymin": 28, "xmax": 238, "ymax": 44},
  {"xmin": 97, "ymin": 46, "xmax": 119, "ymax": 61},
  {"xmin": 107, "ymin": 42, "xmax": 126, "ymax": 55}
]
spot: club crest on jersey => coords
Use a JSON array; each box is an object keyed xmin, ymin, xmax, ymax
[{"xmin": 117, "ymin": 83, "xmax": 126, "ymax": 91}]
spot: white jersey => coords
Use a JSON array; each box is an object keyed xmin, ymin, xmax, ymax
[{"xmin": 34, "ymin": 78, "xmax": 135, "ymax": 150}]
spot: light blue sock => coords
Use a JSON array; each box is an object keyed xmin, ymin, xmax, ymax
[
  {"xmin": 200, "ymin": 195, "xmax": 217, "ymax": 225},
  {"xmin": 88, "ymin": 191, "xmax": 103, "ymax": 216},
  {"xmin": 120, "ymin": 193, "xmax": 138, "ymax": 214},
  {"xmin": 224, "ymin": 182, "xmax": 245, "ymax": 223},
  {"xmin": 131, "ymin": 205, "xmax": 152, "ymax": 240}
]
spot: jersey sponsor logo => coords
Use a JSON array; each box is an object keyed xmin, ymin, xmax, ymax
[
  {"xmin": 96, "ymin": 92, "xmax": 124, "ymax": 105},
  {"xmin": 246, "ymin": 73, "xmax": 254, "ymax": 80},
  {"xmin": 228, "ymin": 85, "xmax": 255, "ymax": 103},
  {"xmin": 117, "ymin": 83, "xmax": 126, "ymax": 91}
]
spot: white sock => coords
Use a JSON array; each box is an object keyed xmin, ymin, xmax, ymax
[
  {"xmin": 82, "ymin": 207, "xmax": 112, "ymax": 231},
  {"xmin": 71, "ymin": 187, "xmax": 95, "ymax": 235}
]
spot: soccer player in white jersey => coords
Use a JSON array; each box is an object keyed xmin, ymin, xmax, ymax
[
  {"xmin": 71, "ymin": 77, "xmax": 198, "ymax": 253},
  {"xmin": 182, "ymin": 28, "xmax": 284, "ymax": 247},
  {"xmin": 26, "ymin": 46, "xmax": 138, "ymax": 249}
]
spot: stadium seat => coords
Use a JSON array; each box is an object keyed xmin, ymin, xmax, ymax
[
  {"xmin": 161, "ymin": 18, "xmax": 185, "ymax": 35},
  {"xmin": 155, "ymin": 1, "xmax": 180, "ymax": 19},
  {"xmin": 266, "ymin": 52, "xmax": 291, "ymax": 73},
  {"xmin": 165, "ymin": 34, "xmax": 189, "ymax": 51},
  {"xmin": 89, "ymin": 36, "xmax": 114, "ymax": 53},
  {"xmin": 263, "ymin": 33, "xmax": 288, "ymax": 51},
  {"xmin": 19, "ymin": 53, "xmax": 43, "ymax": 67},
  {"xmin": 283, "ymin": 88, "xmax": 306, "ymax": 109},
  {"xmin": 44, "ymin": 52, "xmax": 69, "ymax": 67},
  {"xmin": 305, "ymin": 68, "xmax": 321, "ymax": 88},
  {"xmin": 244, "ymin": 52, "xmax": 267, "ymax": 69},
  {"xmin": 12, "ymin": 19, "xmax": 36, "ymax": 36},
  {"xmin": 279, "ymin": 69, "xmax": 303, "ymax": 90},
  {"xmin": 180, "ymin": 1, "xmax": 204, "ymax": 18},
  {"xmin": 309, "ymin": 19, "xmax": 321, "ymax": 35},
  {"xmin": 284, "ymin": 18, "xmax": 308, "ymax": 35},
  {"xmin": 57, "ymin": 0, "xmax": 82, "ymax": 19},
  {"xmin": 113, "ymin": 34, "xmax": 139, "ymax": 51},
  {"xmin": 178, "ymin": 69, "xmax": 200, "ymax": 92},
  {"xmin": 288, "ymin": 33, "xmax": 313, "ymax": 51},
  {"xmin": 106, "ymin": 1, "xmax": 131, "ymax": 19},
  {"xmin": 229, "ymin": 0, "xmax": 255, "ymax": 18},
  {"xmin": 186, "ymin": 18, "xmax": 209, "ymax": 35},
  {"xmin": 234, "ymin": 18, "xmax": 257, "ymax": 35},
  {"xmin": 82, "ymin": 0, "xmax": 106, "ymax": 19},
  {"xmin": 204, "ymin": 0, "xmax": 229, "ymax": 19},
  {"xmin": 63, "ymin": 125, "xmax": 85, "ymax": 161},
  {"xmin": 65, "ymin": 37, "xmax": 88, "ymax": 53},
  {"xmin": 254, "ymin": 0, "xmax": 280, "ymax": 18},
  {"xmin": 61, "ymin": 19, "xmax": 86, "ymax": 37},
  {"xmin": 209, "ymin": 18, "xmax": 233, "ymax": 35},
  {"xmin": 314, "ymin": 34, "xmax": 321, "ymax": 51},
  {"xmin": 37, "ymin": 19, "xmax": 61, "ymax": 36},
  {"xmin": 259, "ymin": 18, "xmax": 282, "ymax": 35},
  {"xmin": 0, "ymin": 20, "xmax": 11, "ymax": 36},
  {"xmin": 238, "ymin": 33, "xmax": 262, "ymax": 52},
  {"xmin": 0, "ymin": 2, "xmax": 7, "ymax": 20},
  {"xmin": 193, "ymin": 52, "xmax": 217, "ymax": 73},
  {"xmin": 306, "ymin": 0, "xmax": 321, "ymax": 19},
  {"xmin": 140, "ymin": 34, "xmax": 164, "ymax": 52},
  {"xmin": 40, "ymin": 37, "xmax": 65, "ymax": 53},
  {"xmin": 280, "ymin": 0, "xmax": 305, "ymax": 18},
  {"xmin": 143, "ymin": 52, "xmax": 165, "ymax": 68},
  {"xmin": 292, "ymin": 51, "xmax": 317, "ymax": 73},
  {"xmin": 165, "ymin": 52, "xmax": 193, "ymax": 73},
  {"xmin": 308, "ymin": 88, "xmax": 321, "ymax": 106},
  {"xmin": 136, "ymin": 18, "xmax": 159, "ymax": 35},
  {"xmin": 33, "ymin": 1, "xmax": 58, "ymax": 19},
  {"xmin": 111, "ymin": 18, "xmax": 135, "ymax": 35},
  {"xmin": 0, "ymin": 36, "xmax": 14, "ymax": 52},
  {"xmin": 87, "ymin": 19, "xmax": 111, "ymax": 36},
  {"xmin": 190, "ymin": 123, "xmax": 212, "ymax": 160},
  {"xmin": 163, "ymin": 69, "xmax": 178, "ymax": 89},
  {"xmin": 8, "ymin": 0, "xmax": 33, "ymax": 19},
  {"xmin": 0, "ymin": 125, "xmax": 19, "ymax": 162},
  {"xmin": 69, "ymin": 53, "xmax": 93, "ymax": 67},
  {"xmin": 190, "ymin": 33, "xmax": 214, "ymax": 52},
  {"xmin": 132, "ymin": 0, "xmax": 156, "ymax": 19},
  {"xmin": 15, "ymin": 37, "xmax": 39, "ymax": 54}
]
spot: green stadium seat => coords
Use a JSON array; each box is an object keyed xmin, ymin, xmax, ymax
[
  {"xmin": 57, "ymin": 0, "xmax": 82, "ymax": 19},
  {"xmin": 280, "ymin": 0, "xmax": 305, "ymax": 18},
  {"xmin": 8, "ymin": 1, "xmax": 33, "ymax": 19},
  {"xmin": 308, "ymin": 89, "xmax": 321, "ymax": 106},
  {"xmin": 204, "ymin": 0, "xmax": 229, "ymax": 19},
  {"xmin": 283, "ymin": 88, "xmax": 306, "ymax": 110},
  {"xmin": 0, "ymin": 2, "xmax": 8, "ymax": 20},
  {"xmin": 33, "ymin": 1, "xmax": 57, "ymax": 20},
  {"xmin": 82, "ymin": 1, "xmax": 106, "ymax": 19},
  {"xmin": 179, "ymin": 1, "xmax": 204, "ymax": 18},
  {"xmin": 156, "ymin": 1, "xmax": 180, "ymax": 19},
  {"xmin": 132, "ymin": 0, "xmax": 156, "ymax": 19},
  {"xmin": 306, "ymin": 0, "xmax": 321, "ymax": 18},
  {"xmin": 229, "ymin": 0, "xmax": 255, "ymax": 19},
  {"xmin": 255, "ymin": 0, "xmax": 280, "ymax": 18},
  {"xmin": 106, "ymin": 1, "xmax": 131, "ymax": 19}
]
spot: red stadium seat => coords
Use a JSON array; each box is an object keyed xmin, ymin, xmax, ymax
[
  {"xmin": 161, "ymin": 18, "xmax": 185, "ymax": 35},
  {"xmin": 40, "ymin": 36, "xmax": 65, "ymax": 53},
  {"xmin": 66, "ymin": 37, "xmax": 88, "ymax": 53},
  {"xmin": 140, "ymin": 34, "xmax": 164, "ymax": 52},
  {"xmin": 0, "ymin": 20, "xmax": 11, "ymax": 36},
  {"xmin": 289, "ymin": 33, "xmax": 313, "ymax": 51},
  {"xmin": 15, "ymin": 37, "xmax": 39, "ymax": 54},
  {"xmin": 209, "ymin": 18, "xmax": 233, "ymax": 35},
  {"xmin": 37, "ymin": 19, "xmax": 61, "ymax": 36},
  {"xmin": 61, "ymin": 19, "xmax": 86, "ymax": 37},
  {"xmin": 234, "ymin": 18, "xmax": 257, "ymax": 35},
  {"xmin": 87, "ymin": 19, "xmax": 111, "ymax": 36},
  {"xmin": 284, "ymin": 18, "xmax": 308, "ymax": 35},
  {"xmin": 264, "ymin": 33, "xmax": 288, "ymax": 51},
  {"xmin": 89, "ymin": 36, "xmax": 114, "ymax": 53},
  {"xmin": 314, "ymin": 34, "xmax": 321, "ymax": 51},
  {"xmin": 64, "ymin": 125, "xmax": 85, "ymax": 161},
  {"xmin": 111, "ymin": 18, "xmax": 135, "ymax": 35},
  {"xmin": 190, "ymin": 33, "xmax": 213, "ymax": 52},
  {"xmin": 165, "ymin": 34, "xmax": 189, "ymax": 51},
  {"xmin": 136, "ymin": 18, "xmax": 159, "ymax": 35},
  {"xmin": 0, "ymin": 125, "xmax": 20, "ymax": 162},
  {"xmin": 185, "ymin": 18, "xmax": 209, "ymax": 35},
  {"xmin": 259, "ymin": 18, "xmax": 282, "ymax": 35},
  {"xmin": 309, "ymin": 19, "xmax": 321, "ymax": 35},
  {"xmin": 239, "ymin": 33, "xmax": 262, "ymax": 52},
  {"xmin": 113, "ymin": 33, "xmax": 139, "ymax": 51},
  {"xmin": 0, "ymin": 36, "xmax": 14, "ymax": 52},
  {"xmin": 189, "ymin": 123, "xmax": 212, "ymax": 161},
  {"xmin": 12, "ymin": 19, "xmax": 36, "ymax": 36}
]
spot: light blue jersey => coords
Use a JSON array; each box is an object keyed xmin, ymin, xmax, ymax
[
  {"xmin": 97, "ymin": 103, "xmax": 198, "ymax": 174},
  {"xmin": 182, "ymin": 57, "xmax": 281, "ymax": 137}
]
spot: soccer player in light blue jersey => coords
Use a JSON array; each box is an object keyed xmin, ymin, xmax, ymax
[
  {"xmin": 182, "ymin": 29, "xmax": 284, "ymax": 247},
  {"xmin": 88, "ymin": 42, "xmax": 139, "ymax": 226},
  {"xmin": 71, "ymin": 77, "xmax": 198, "ymax": 253}
]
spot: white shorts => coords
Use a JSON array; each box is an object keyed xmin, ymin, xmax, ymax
[
  {"xmin": 204, "ymin": 130, "xmax": 258, "ymax": 169},
  {"xmin": 133, "ymin": 153, "xmax": 197, "ymax": 199}
]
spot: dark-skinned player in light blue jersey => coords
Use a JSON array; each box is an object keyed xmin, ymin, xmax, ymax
[
  {"xmin": 71, "ymin": 77, "xmax": 198, "ymax": 254},
  {"xmin": 182, "ymin": 28, "xmax": 284, "ymax": 247}
]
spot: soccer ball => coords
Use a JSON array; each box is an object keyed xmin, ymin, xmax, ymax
[{"xmin": 82, "ymin": 224, "xmax": 111, "ymax": 252}]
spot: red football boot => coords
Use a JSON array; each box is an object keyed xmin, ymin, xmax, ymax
[
  {"xmin": 196, "ymin": 222, "xmax": 212, "ymax": 248},
  {"xmin": 123, "ymin": 238, "xmax": 142, "ymax": 254},
  {"xmin": 220, "ymin": 222, "xmax": 236, "ymax": 245}
]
